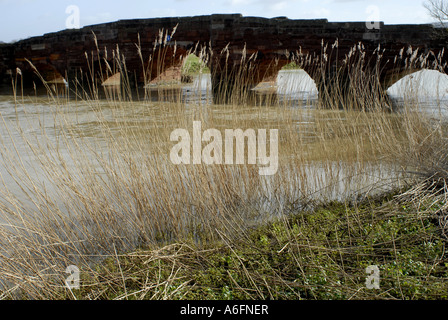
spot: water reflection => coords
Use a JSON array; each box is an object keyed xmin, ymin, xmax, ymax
[
  {"xmin": 178, "ymin": 69, "xmax": 318, "ymax": 106},
  {"xmin": 149, "ymin": 68, "xmax": 448, "ymax": 114}
]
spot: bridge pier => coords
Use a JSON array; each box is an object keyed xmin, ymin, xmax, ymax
[
  {"xmin": 209, "ymin": 52, "xmax": 284, "ymax": 105},
  {"xmin": 210, "ymin": 71, "xmax": 258, "ymax": 105},
  {"xmin": 315, "ymin": 68, "xmax": 393, "ymax": 110},
  {"xmin": 209, "ymin": 58, "xmax": 261, "ymax": 105},
  {"xmin": 315, "ymin": 70, "xmax": 350, "ymax": 108}
]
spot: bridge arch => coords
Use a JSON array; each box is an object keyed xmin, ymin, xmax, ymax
[
  {"xmin": 137, "ymin": 40, "xmax": 209, "ymax": 85},
  {"xmin": 16, "ymin": 60, "xmax": 67, "ymax": 93}
]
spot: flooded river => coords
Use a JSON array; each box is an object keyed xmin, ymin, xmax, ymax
[{"xmin": 0, "ymin": 68, "xmax": 446, "ymax": 235}]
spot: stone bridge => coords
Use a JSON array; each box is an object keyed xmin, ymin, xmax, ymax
[{"xmin": 0, "ymin": 14, "xmax": 447, "ymax": 103}]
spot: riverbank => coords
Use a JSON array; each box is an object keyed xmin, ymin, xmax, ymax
[{"xmin": 42, "ymin": 187, "xmax": 446, "ymax": 300}]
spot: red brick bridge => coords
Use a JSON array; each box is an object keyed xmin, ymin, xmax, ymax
[{"xmin": 0, "ymin": 14, "xmax": 447, "ymax": 103}]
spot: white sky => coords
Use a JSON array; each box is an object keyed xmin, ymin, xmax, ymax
[{"xmin": 0, "ymin": 0, "xmax": 436, "ymax": 43}]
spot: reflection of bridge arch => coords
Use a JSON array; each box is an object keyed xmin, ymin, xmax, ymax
[
  {"xmin": 387, "ymin": 69, "xmax": 448, "ymax": 99},
  {"xmin": 275, "ymin": 68, "xmax": 317, "ymax": 96}
]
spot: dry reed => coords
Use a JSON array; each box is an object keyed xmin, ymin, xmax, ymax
[{"xmin": 0, "ymin": 28, "xmax": 446, "ymax": 299}]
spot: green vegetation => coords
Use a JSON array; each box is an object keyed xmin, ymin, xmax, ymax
[
  {"xmin": 281, "ymin": 61, "xmax": 301, "ymax": 70},
  {"xmin": 52, "ymin": 191, "xmax": 448, "ymax": 300},
  {"xmin": 181, "ymin": 54, "xmax": 210, "ymax": 75}
]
